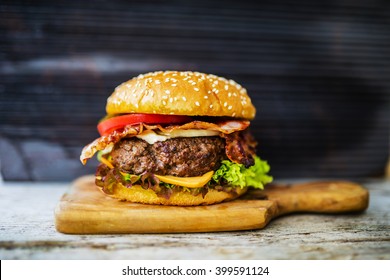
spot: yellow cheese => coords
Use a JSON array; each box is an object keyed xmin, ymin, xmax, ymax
[
  {"xmin": 155, "ymin": 171, "xmax": 214, "ymax": 188},
  {"xmin": 100, "ymin": 156, "xmax": 114, "ymax": 169}
]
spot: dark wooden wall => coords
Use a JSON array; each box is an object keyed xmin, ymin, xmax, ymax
[{"xmin": 1, "ymin": 0, "xmax": 389, "ymax": 181}]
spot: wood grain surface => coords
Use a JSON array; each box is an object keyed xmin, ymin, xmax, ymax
[
  {"xmin": 54, "ymin": 175, "xmax": 368, "ymax": 234},
  {"xmin": 1, "ymin": 179, "xmax": 388, "ymax": 259}
]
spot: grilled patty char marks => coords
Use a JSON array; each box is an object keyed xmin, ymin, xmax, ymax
[{"xmin": 110, "ymin": 137, "xmax": 226, "ymax": 177}]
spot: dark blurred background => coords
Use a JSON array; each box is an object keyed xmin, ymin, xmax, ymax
[{"xmin": 1, "ymin": 0, "xmax": 389, "ymax": 181}]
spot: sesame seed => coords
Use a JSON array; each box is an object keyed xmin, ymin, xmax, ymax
[
  {"xmin": 209, "ymin": 104, "xmax": 213, "ymax": 109},
  {"xmin": 233, "ymin": 92, "xmax": 237, "ymax": 96},
  {"xmin": 174, "ymin": 97, "xmax": 177, "ymax": 101},
  {"xmin": 224, "ymin": 102, "xmax": 228, "ymax": 107},
  {"xmin": 165, "ymin": 90, "xmax": 170, "ymax": 94},
  {"xmin": 215, "ymin": 89, "xmax": 219, "ymax": 94},
  {"xmin": 163, "ymin": 100, "xmax": 167, "ymax": 105},
  {"xmin": 228, "ymin": 92, "xmax": 232, "ymax": 97},
  {"xmin": 194, "ymin": 87, "xmax": 199, "ymax": 91},
  {"xmin": 182, "ymin": 96, "xmax": 187, "ymax": 101},
  {"xmin": 232, "ymin": 112, "xmax": 236, "ymax": 117},
  {"xmin": 228, "ymin": 105, "xmax": 232, "ymax": 110},
  {"xmin": 135, "ymin": 104, "xmax": 139, "ymax": 108},
  {"xmin": 204, "ymin": 95, "xmax": 208, "ymax": 99},
  {"xmin": 162, "ymin": 95, "xmax": 168, "ymax": 99},
  {"xmin": 169, "ymin": 97, "xmax": 173, "ymax": 103},
  {"xmin": 195, "ymin": 101, "xmax": 200, "ymax": 106},
  {"xmin": 155, "ymin": 80, "xmax": 161, "ymax": 84},
  {"xmin": 225, "ymin": 85, "xmax": 229, "ymax": 90},
  {"xmin": 229, "ymin": 80, "xmax": 235, "ymax": 86},
  {"xmin": 172, "ymin": 73, "xmax": 178, "ymax": 76},
  {"xmin": 165, "ymin": 78, "xmax": 170, "ymax": 82},
  {"xmin": 171, "ymin": 84, "xmax": 177, "ymax": 87}
]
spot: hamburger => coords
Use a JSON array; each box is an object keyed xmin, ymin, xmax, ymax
[{"xmin": 80, "ymin": 71, "xmax": 272, "ymax": 206}]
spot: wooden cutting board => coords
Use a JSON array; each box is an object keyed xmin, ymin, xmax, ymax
[{"xmin": 54, "ymin": 175, "xmax": 369, "ymax": 234}]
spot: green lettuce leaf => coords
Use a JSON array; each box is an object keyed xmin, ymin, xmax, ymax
[{"xmin": 212, "ymin": 156, "xmax": 273, "ymax": 189}]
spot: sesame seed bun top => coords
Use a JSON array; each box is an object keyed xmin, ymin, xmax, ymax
[{"xmin": 106, "ymin": 71, "xmax": 256, "ymax": 120}]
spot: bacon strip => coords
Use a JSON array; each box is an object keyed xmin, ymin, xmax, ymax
[
  {"xmin": 222, "ymin": 130, "xmax": 257, "ymax": 167},
  {"xmin": 80, "ymin": 120, "xmax": 250, "ymax": 164}
]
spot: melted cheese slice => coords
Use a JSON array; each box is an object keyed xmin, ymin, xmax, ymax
[
  {"xmin": 155, "ymin": 171, "xmax": 214, "ymax": 188},
  {"xmin": 136, "ymin": 129, "xmax": 219, "ymax": 144},
  {"xmin": 99, "ymin": 156, "xmax": 114, "ymax": 169}
]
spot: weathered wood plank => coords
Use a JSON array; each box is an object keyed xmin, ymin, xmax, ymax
[{"xmin": 0, "ymin": 179, "xmax": 389, "ymax": 259}]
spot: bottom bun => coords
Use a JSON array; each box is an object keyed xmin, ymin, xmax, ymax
[{"xmin": 98, "ymin": 183, "xmax": 248, "ymax": 206}]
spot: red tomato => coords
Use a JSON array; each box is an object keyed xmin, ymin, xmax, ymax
[{"xmin": 97, "ymin": 114, "xmax": 192, "ymax": 136}]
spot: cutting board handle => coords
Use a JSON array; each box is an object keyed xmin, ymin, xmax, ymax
[{"xmin": 260, "ymin": 181, "xmax": 369, "ymax": 217}]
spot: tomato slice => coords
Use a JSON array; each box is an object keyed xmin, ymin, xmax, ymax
[{"xmin": 97, "ymin": 113, "xmax": 192, "ymax": 136}]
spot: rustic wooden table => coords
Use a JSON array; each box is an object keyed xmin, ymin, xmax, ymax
[{"xmin": 0, "ymin": 179, "xmax": 389, "ymax": 260}]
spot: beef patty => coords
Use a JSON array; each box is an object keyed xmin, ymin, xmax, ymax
[{"xmin": 110, "ymin": 137, "xmax": 226, "ymax": 177}]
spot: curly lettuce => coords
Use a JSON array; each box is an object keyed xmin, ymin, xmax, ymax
[{"xmin": 212, "ymin": 156, "xmax": 273, "ymax": 189}]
